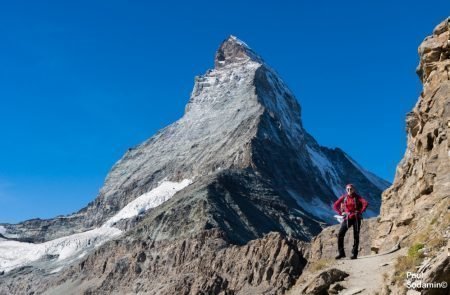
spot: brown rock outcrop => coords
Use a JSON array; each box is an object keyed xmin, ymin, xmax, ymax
[
  {"xmin": 420, "ymin": 252, "xmax": 450, "ymax": 295},
  {"xmin": 372, "ymin": 17, "xmax": 450, "ymax": 253},
  {"xmin": 39, "ymin": 230, "xmax": 308, "ymax": 295},
  {"xmin": 301, "ymin": 268, "xmax": 349, "ymax": 295}
]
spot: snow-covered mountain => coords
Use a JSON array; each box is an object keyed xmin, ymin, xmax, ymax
[{"xmin": 0, "ymin": 35, "xmax": 389, "ymax": 294}]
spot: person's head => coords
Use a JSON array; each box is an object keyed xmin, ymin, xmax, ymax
[{"xmin": 346, "ymin": 184, "xmax": 356, "ymax": 195}]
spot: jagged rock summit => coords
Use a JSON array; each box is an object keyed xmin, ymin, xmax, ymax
[
  {"xmin": 0, "ymin": 35, "xmax": 389, "ymax": 294},
  {"xmin": 215, "ymin": 35, "xmax": 264, "ymax": 68}
]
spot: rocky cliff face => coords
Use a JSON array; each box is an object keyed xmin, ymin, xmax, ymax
[
  {"xmin": 366, "ymin": 18, "xmax": 450, "ymax": 295},
  {"xmin": 372, "ymin": 18, "xmax": 450, "ymax": 253},
  {"xmin": 286, "ymin": 19, "xmax": 450, "ymax": 295},
  {"xmin": 0, "ymin": 36, "xmax": 388, "ymax": 294}
]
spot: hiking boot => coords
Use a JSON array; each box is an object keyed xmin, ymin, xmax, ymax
[
  {"xmin": 335, "ymin": 254, "xmax": 345, "ymax": 260},
  {"xmin": 350, "ymin": 254, "xmax": 357, "ymax": 259}
]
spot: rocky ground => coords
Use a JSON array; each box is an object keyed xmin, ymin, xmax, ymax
[{"xmin": 288, "ymin": 248, "xmax": 407, "ymax": 295}]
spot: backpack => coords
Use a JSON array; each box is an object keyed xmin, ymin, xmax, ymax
[{"xmin": 341, "ymin": 194, "xmax": 361, "ymax": 213}]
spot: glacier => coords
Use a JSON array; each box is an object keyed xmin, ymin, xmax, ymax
[{"xmin": 0, "ymin": 179, "xmax": 192, "ymax": 273}]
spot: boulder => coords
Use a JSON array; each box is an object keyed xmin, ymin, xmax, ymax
[{"xmin": 302, "ymin": 268, "xmax": 349, "ymax": 295}]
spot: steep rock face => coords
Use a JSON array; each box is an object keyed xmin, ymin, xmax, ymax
[
  {"xmin": 0, "ymin": 215, "xmax": 85, "ymax": 243},
  {"xmin": 372, "ymin": 18, "xmax": 450, "ymax": 253},
  {"xmin": 97, "ymin": 170, "xmax": 325, "ymax": 245},
  {"xmin": 73, "ymin": 231, "xmax": 307, "ymax": 295}
]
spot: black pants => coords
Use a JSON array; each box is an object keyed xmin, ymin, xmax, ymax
[{"xmin": 337, "ymin": 217, "xmax": 362, "ymax": 256}]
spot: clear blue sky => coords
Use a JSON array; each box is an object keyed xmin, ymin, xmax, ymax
[{"xmin": 0, "ymin": 1, "xmax": 448, "ymax": 223}]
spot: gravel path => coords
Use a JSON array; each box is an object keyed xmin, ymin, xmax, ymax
[
  {"xmin": 288, "ymin": 246, "xmax": 406, "ymax": 295},
  {"xmin": 334, "ymin": 247, "xmax": 406, "ymax": 294}
]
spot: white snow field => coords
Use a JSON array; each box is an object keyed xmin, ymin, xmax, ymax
[
  {"xmin": 306, "ymin": 145, "xmax": 343, "ymax": 198},
  {"xmin": 0, "ymin": 179, "xmax": 192, "ymax": 273},
  {"xmin": 0, "ymin": 226, "xmax": 122, "ymax": 272},
  {"xmin": 104, "ymin": 179, "xmax": 192, "ymax": 227}
]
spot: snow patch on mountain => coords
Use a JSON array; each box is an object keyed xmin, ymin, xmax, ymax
[
  {"xmin": 306, "ymin": 145, "xmax": 342, "ymax": 197},
  {"xmin": 0, "ymin": 226, "xmax": 121, "ymax": 272},
  {"xmin": 0, "ymin": 179, "xmax": 192, "ymax": 273},
  {"xmin": 261, "ymin": 70, "xmax": 304, "ymax": 145},
  {"xmin": 104, "ymin": 179, "xmax": 192, "ymax": 226},
  {"xmin": 0, "ymin": 225, "xmax": 6, "ymax": 235}
]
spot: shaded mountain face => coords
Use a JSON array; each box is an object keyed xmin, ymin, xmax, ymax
[
  {"xmin": 0, "ymin": 36, "xmax": 388, "ymax": 283},
  {"xmin": 372, "ymin": 18, "xmax": 450, "ymax": 253}
]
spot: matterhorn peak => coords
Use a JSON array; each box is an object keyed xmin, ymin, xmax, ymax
[
  {"xmin": 214, "ymin": 35, "xmax": 264, "ymax": 68},
  {"xmin": 0, "ymin": 32, "xmax": 390, "ymax": 295}
]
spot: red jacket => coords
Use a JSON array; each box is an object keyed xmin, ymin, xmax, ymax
[{"xmin": 333, "ymin": 193, "xmax": 368, "ymax": 220}]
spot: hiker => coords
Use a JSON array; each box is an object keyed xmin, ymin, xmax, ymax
[{"xmin": 333, "ymin": 184, "xmax": 368, "ymax": 260}]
